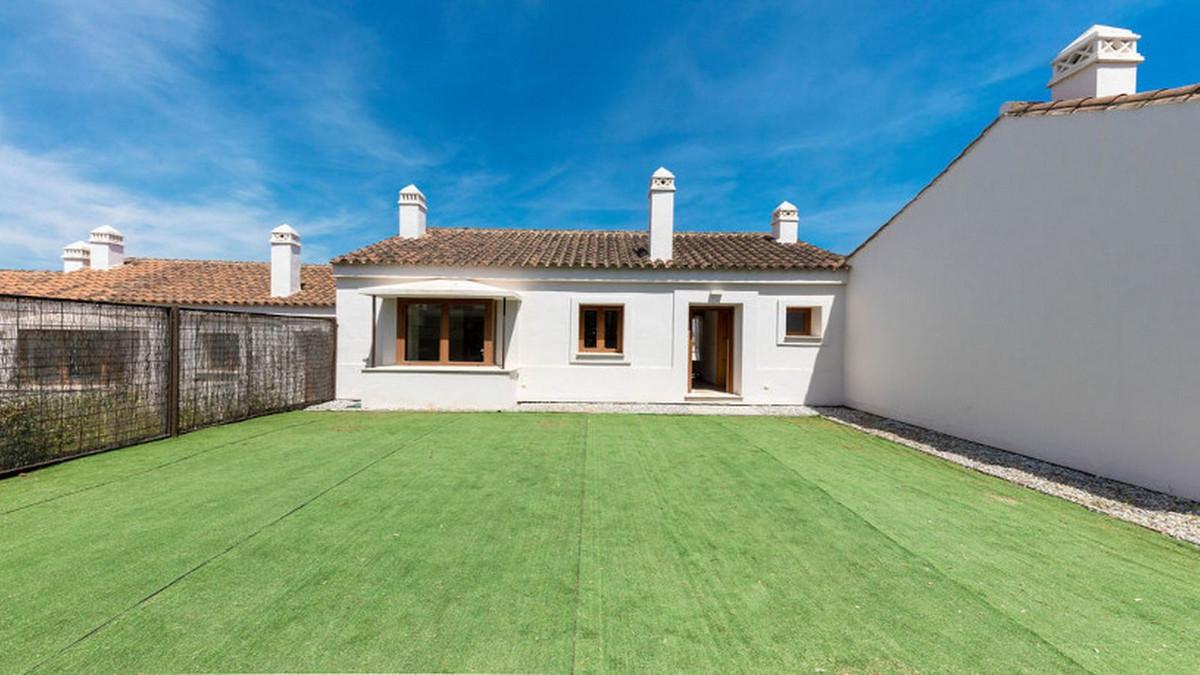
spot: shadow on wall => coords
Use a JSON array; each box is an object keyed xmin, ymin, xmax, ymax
[
  {"xmin": 804, "ymin": 294, "xmax": 845, "ymax": 405},
  {"xmin": 819, "ymin": 407, "xmax": 1200, "ymax": 518}
]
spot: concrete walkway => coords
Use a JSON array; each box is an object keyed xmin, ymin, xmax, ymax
[
  {"xmin": 307, "ymin": 399, "xmax": 817, "ymax": 416},
  {"xmin": 517, "ymin": 401, "xmax": 818, "ymax": 416}
]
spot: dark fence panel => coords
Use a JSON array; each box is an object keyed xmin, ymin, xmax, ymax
[
  {"xmin": 0, "ymin": 295, "xmax": 334, "ymax": 475},
  {"xmin": 0, "ymin": 296, "xmax": 170, "ymax": 471},
  {"xmin": 178, "ymin": 309, "xmax": 335, "ymax": 431}
]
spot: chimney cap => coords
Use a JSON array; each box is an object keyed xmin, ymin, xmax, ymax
[
  {"xmin": 62, "ymin": 240, "xmax": 91, "ymax": 256},
  {"xmin": 770, "ymin": 201, "xmax": 800, "ymax": 244},
  {"xmin": 1049, "ymin": 24, "xmax": 1143, "ymax": 88},
  {"xmin": 649, "ymin": 166, "xmax": 676, "ymax": 192},
  {"xmin": 271, "ymin": 223, "xmax": 301, "ymax": 243},
  {"xmin": 89, "ymin": 224, "xmax": 123, "ymax": 239},
  {"xmin": 398, "ymin": 184, "xmax": 428, "ymax": 213}
]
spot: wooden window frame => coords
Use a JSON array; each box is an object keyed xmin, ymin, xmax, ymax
[
  {"xmin": 784, "ymin": 307, "xmax": 816, "ymax": 338},
  {"xmin": 395, "ymin": 299, "xmax": 495, "ymax": 366},
  {"xmin": 578, "ymin": 305, "xmax": 624, "ymax": 354}
]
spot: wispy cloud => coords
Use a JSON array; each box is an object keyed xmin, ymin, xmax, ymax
[
  {"xmin": 0, "ymin": 0, "xmax": 211, "ymax": 94},
  {"xmin": 0, "ymin": 140, "xmax": 331, "ymax": 269},
  {"xmin": 0, "ymin": 0, "xmax": 434, "ymax": 268}
]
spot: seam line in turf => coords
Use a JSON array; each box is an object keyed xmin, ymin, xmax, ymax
[
  {"xmin": 568, "ymin": 415, "xmax": 588, "ymax": 675},
  {"xmin": 23, "ymin": 415, "xmax": 460, "ymax": 675},
  {"xmin": 710, "ymin": 417, "xmax": 1095, "ymax": 674},
  {"xmin": 1, "ymin": 419, "xmax": 322, "ymax": 517}
]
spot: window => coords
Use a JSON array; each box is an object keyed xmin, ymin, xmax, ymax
[
  {"xmin": 17, "ymin": 329, "xmax": 133, "ymax": 387},
  {"xmin": 200, "ymin": 333, "xmax": 240, "ymax": 373},
  {"xmin": 785, "ymin": 307, "xmax": 816, "ymax": 338},
  {"xmin": 578, "ymin": 305, "xmax": 623, "ymax": 353},
  {"xmin": 395, "ymin": 299, "xmax": 494, "ymax": 365}
]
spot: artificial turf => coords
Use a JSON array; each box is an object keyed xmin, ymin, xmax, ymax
[{"xmin": 1, "ymin": 411, "xmax": 1197, "ymax": 672}]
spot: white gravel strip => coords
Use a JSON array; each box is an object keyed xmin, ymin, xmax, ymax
[
  {"xmin": 517, "ymin": 401, "xmax": 819, "ymax": 416},
  {"xmin": 816, "ymin": 406, "xmax": 1200, "ymax": 546},
  {"xmin": 305, "ymin": 399, "xmax": 363, "ymax": 411}
]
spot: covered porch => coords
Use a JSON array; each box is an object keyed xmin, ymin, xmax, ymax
[{"xmin": 358, "ymin": 278, "xmax": 521, "ymax": 371}]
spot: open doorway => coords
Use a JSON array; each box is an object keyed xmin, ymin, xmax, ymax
[{"xmin": 688, "ymin": 306, "xmax": 735, "ymax": 394}]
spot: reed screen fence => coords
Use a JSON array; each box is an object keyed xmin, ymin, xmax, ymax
[{"xmin": 0, "ymin": 295, "xmax": 335, "ymax": 474}]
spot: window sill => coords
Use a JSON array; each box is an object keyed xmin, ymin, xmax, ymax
[
  {"xmin": 362, "ymin": 364, "xmax": 515, "ymax": 375},
  {"xmin": 779, "ymin": 335, "xmax": 824, "ymax": 346},
  {"xmin": 570, "ymin": 352, "xmax": 630, "ymax": 365}
]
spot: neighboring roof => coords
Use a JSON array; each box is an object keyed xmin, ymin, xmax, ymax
[
  {"xmin": 1002, "ymin": 84, "xmax": 1200, "ymax": 117},
  {"xmin": 851, "ymin": 83, "xmax": 1200, "ymax": 259},
  {"xmin": 0, "ymin": 258, "xmax": 335, "ymax": 307},
  {"xmin": 331, "ymin": 227, "xmax": 846, "ymax": 271}
]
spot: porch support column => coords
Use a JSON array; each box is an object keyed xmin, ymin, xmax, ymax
[
  {"xmin": 500, "ymin": 298, "xmax": 507, "ymax": 368},
  {"xmin": 368, "ymin": 295, "xmax": 377, "ymax": 368}
]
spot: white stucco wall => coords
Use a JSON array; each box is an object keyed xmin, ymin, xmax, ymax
[
  {"xmin": 845, "ymin": 103, "xmax": 1200, "ymax": 500},
  {"xmin": 335, "ymin": 265, "xmax": 846, "ymax": 410}
]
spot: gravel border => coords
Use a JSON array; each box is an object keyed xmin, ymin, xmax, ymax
[
  {"xmin": 816, "ymin": 406, "xmax": 1200, "ymax": 546},
  {"xmin": 305, "ymin": 399, "xmax": 363, "ymax": 411}
]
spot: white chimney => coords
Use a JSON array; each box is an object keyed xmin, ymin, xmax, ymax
[
  {"xmin": 647, "ymin": 167, "xmax": 676, "ymax": 261},
  {"xmin": 398, "ymin": 184, "xmax": 427, "ymax": 239},
  {"xmin": 88, "ymin": 225, "xmax": 124, "ymax": 270},
  {"xmin": 771, "ymin": 201, "xmax": 799, "ymax": 244},
  {"xmin": 1049, "ymin": 25, "xmax": 1143, "ymax": 100},
  {"xmin": 62, "ymin": 241, "xmax": 91, "ymax": 272},
  {"xmin": 270, "ymin": 224, "xmax": 302, "ymax": 297}
]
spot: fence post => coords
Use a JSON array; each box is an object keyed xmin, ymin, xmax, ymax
[{"xmin": 166, "ymin": 306, "xmax": 180, "ymax": 437}]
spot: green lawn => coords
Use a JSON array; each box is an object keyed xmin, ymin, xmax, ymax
[{"xmin": 1, "ymin": 412, "xmax": 1197, "ymax": 673}]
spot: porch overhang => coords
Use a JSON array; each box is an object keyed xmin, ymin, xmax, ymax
[
  {"xmin": 357, "ymin": 278, "xmax": 521, "ymax": 300},
  {"xmin": 361, "ymin": 278, "xmax": 517, "ymax": 369}
]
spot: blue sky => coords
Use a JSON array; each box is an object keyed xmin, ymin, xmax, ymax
[{"xmin": 1, "ymin": 0, "xmax": 1196, "ymax": 269}]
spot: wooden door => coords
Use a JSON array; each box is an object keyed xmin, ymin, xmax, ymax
[{"xmin": 715, "ymin": 308, "xmax": 734, "ymax": 393}]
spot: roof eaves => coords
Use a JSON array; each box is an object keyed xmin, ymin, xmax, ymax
[{"xmin": 1002, "ymin": 84, "xmax": 1200, "ymax": 118}]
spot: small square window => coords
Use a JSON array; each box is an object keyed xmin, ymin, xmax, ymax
[
  {"xmin": 785, "ymin": 307, "xmax": 816, "ymax": 338},
  {"xmin": 201, "ymin": 333, "xmax": 241, "ymax": 372},
  {"xmin": 579, "ymin": 305, "xmax": 623, "ymax": 353}
]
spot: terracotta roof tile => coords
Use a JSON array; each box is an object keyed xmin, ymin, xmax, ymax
[
  {"xmin": 0, "ymin": 258, "xmax": 334, "ymax": 307},
  {"xmin": 331, "ymin": 227, "xmax": 847, "ymax": 271},
  {"xmin": 1002, "ymin": 83, "xmax": 1200, "ymax": 117}
]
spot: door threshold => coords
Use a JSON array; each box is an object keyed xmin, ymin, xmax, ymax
[{"xmin": 684, "ymin": 391, "xmax": 742, "ymax": 402}]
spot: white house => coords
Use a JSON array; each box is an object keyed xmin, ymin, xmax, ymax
[
  {"xmin": 332, "ymin": 172, "xmax": 849, "ymax": 410},
  {"xmin": 845, "ymin": 26, "xmax": 1200, "ymax": 501},
  {"xmin": 332, "ymin": 24, "xmax": 1200, "ymax": 502}
]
